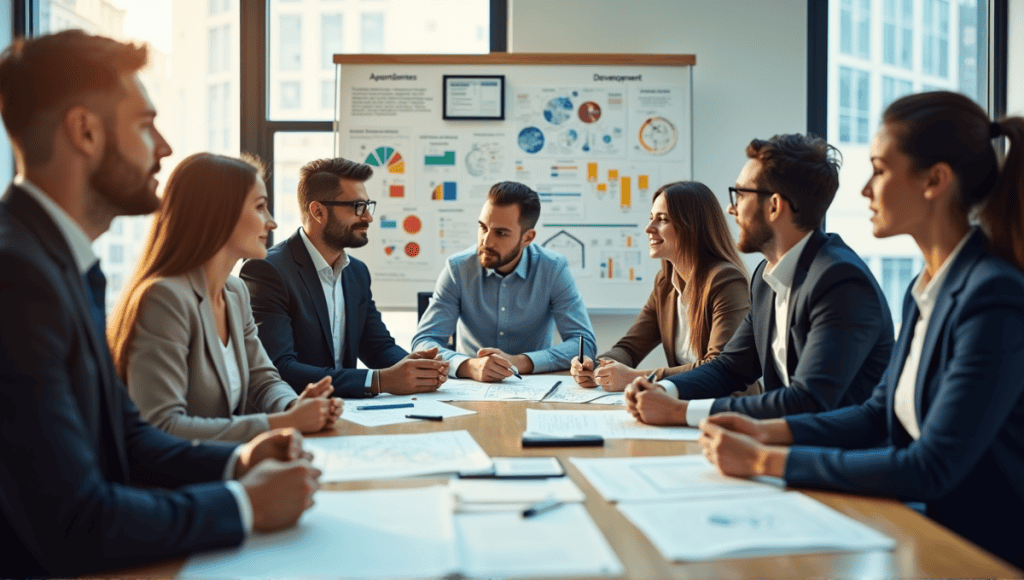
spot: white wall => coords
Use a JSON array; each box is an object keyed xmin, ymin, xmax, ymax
[{"xmin": 508, "ymin": 0, "xmax": 809, "ymax": 366}]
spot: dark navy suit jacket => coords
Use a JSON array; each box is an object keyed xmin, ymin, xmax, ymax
[
  {"xmin": 785, "ymin": 229, "xmax": 1024, "ymax": 568},
  {"xmin": 666, "ymin": 229, "xmax": 894, "ymax": 417},
  {"xmin": 240, "ymin": 230, "xmax": 407, "ymax": 398},
  {"xmin": 0, "ymin": 186, "xmax": 244, "ymax": 577}
]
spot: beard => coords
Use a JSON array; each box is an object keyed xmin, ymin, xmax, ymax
[
  {"xmin": 89, "ymin": 129, "xmax": 160, "ymax": 216},
  {"xmin": 737, "ymin": 209, "xmax": 773, "ymax": 254},
  {"xmin": 323, "ymin": 211, "xmax": 369, "ymax": 250},
  {"xmin": 478, "ymin": 244, "xmax": 522, "ymax": 271}
]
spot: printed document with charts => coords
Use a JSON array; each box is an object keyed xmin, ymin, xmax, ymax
[{"xmin": 180, "ymin": 485, "xmax": 623, "ymax": 579}]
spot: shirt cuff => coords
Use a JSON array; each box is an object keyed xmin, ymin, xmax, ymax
[
  {"xmin": 224, "ymin": 480, "xmax": 254, "ymax": 534},
  {"xmin": 448, "ymin": 354, "xmax": 471, "ymax": 378},
  {"xmin": 657, "ymin": 379, "xmax": 679, "ymax": 399},
  {"xmin": 364, "ymin": 370, "xmax": 373, "ymax": 388},
  {"xmin": 522, "ymin": 350, "xmax": 554, "ymax": 373},
  {"xmin": 686, "ymin": 398, "xmax": 715, "ymax": 426}
]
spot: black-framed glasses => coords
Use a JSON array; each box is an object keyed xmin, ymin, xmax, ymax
[
  {"xmin": 728, "ymin": 187, "xmax": 800, "ymax": 213},
  {"xmin": 320, "ymin": 200, "xmax": 376, "ymax": 216}
]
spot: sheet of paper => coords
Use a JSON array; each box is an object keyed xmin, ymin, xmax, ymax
[
  {"xmin": 543, "ymin": 381, "xmax": 626, "ymax": 405},
  {"xmin": 450, "ymin": 476, "xmax": 586, "ymax": 508},
  {"xmin": 618, "ymin": 491, "xmax": 896, "ymax": 561},
  {"xmin": 341, "ymin": 398, "xmax": 476, "ymax": 427},
  {"xmin": 526, "ymin": 408, "xmax": 700, "ymax": 440},
  {"xmin": 426, "ymin": 375, "xmax": 564, "ymax": 401},
  {"xmin": 455, "ymin": 503, "xmax": 624, "ymax": 577},
  {"xmin": 305, "ymin": 430, "xmax": 492, "ymax": 482},
  {"xmin": 179, "ymin": 486, "xmax": 458, "ymax": 579},
  {"xmin": 571, "ymin": 454, "xmax": 784, "ymax": 502}
]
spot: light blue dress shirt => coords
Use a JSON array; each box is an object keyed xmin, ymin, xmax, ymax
[{"xmin": 412, "ymin": 243, "xmax": 596, "ymax": 375}]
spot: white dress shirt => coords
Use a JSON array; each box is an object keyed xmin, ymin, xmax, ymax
[
  {"xmin": 220, "ymin": 335, "xmax": 243, "ymax": 412},
  {"xmin": 15, "ymin": 175, "xmax": 254, "ymax": 534},
  {"xmin": 670, "ymin": 276, "xmax": 696, "ymax": 366},
  {"xmin": 893, "ymin": 231, "xmax": 972, "ymax": 440},
  {"xmin": 662, "ymin": 231, "xmax": 814, "ymax": 426}
]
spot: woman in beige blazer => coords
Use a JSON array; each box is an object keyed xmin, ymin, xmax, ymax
[
  {"xmin": 110, "ymin": 153, "xmax": 341, "ymax": 442},
  {"xmin": 572, "ymin": 181, "xmax": 758, "ymax": 393}
]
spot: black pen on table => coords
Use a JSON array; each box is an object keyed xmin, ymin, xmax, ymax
[
  {"xmin": 356, "ymin": 403, "xmax": 414, "ymax": 411},
  {"xmin": 522, "ymin": 497, "xmax": 562, "ymax": 518},
  {"xmin": 406, "ymin": 414, "xmax": 444, "ymax": 421},
  {"xmin": 539, "ymin": 380, "xmax": 562, "ymax": 402}
]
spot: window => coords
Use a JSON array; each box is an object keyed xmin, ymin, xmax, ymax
[
  {"xmin": 281, "ymin": 82, "xmax": 302, "ymax": 109},
  {"xmin": 321, "ymin": 14, "xmax": 343, "ymax": 69},
  {"xmin": 838, "ymin": 66, "xmax": 870, "ymax": 144},
  {"xmin": 923, "ymin": 0, "xmax": 951, "ymax": 77},
  {"xmin": 360, "ymin": 13, "xmax": 384, "ymax": 53},
  {"xmin": 840, "ymin": 0, "xmax": 871, "ymax": 60},
  {"xmin": 279, "ymin": 14, "xmax": 302, "ymax": 71},
  {"xmin": 322, "ymin": 79, "xmax": 335, "ymax": 111},
  {"xmin": 881, "ymin": 76, "xmax": 914, "ymax": 112},
  {"xmin": 208, "ymin": 26, "xmax": 221, "ymax": 73},
  {"xmin": 883, "ymin": 0, "xmax": 913, "ymax": 69},
  {"xmin": 881, "ymin": 257, "xmax": 917, "ymax": 325}
]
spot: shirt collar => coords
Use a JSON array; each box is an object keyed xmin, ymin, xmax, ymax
[
  {"xmin": 299, "ymin": 227, "xmax": 349, "ymax": 279},
  {"xmin": 911, "ymin": 228, "xmax": 974, "ymax": 312},
  {"xmin": 15, "ymin": 175, "xmax": 98, "ymax": 275},
  {"xmin": 484, "ymin": 244, "xmax": 531, "ymax": 280},
  {"xmin": 762, "ymin": 230, "xmax": 814, "ymax": 295}
]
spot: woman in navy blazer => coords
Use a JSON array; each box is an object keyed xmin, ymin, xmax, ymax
[{"xmin": 697, "ymin": 91, "xmax": 1024, "ymax": 567}]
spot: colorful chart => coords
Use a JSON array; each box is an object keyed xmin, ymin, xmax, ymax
[
  {"xmin": 424, "ymin": 151, "xmax": 456, "ymax": 166},
  {"xmin": 543, "ymin": 96, "xmax": 573, "ymax": 125},
  {"xmin": 638, "ymin": 117, "xmax": 677, "ymax": 155},
  {"xmin": 364, "ymin": 146, "xmax": 405, "ymax": 174},
  {"xmin": 518, "ymin": 127, "xmax": 545, "ymax": 154},
  {"xmin": 389, "ymin": 184, "xmax": 405, "ymax": 198},
  {"xmin": 431, "ymin": 182, "xmax": 457, "ymax": 201},
  {"xmin": 578, "ymin": 101, "xmax": 601, "ymax": 123},
  {"xmin": 403, "ymin": 215, "xmax": 422, "ymax": 234},
  {"xmin": 380, "ymin": 216, "xmax": 397, "ymax": 229},
  {"xmin": 404, "ymin": 242, "xmax": 421, "ymax": 257}
]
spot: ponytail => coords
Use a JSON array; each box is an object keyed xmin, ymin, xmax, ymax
[{"xmin": 980, "ymin": 117, "xmax": 1024, "ymax": 271}]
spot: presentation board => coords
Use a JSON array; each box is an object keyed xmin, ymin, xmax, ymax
[{"xmin": 333, "ymin": 54, "xmax": 694, "ymax": 311}]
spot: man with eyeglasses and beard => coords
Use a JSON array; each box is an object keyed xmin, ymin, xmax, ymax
[
  {"xmin": 625, "ymin": 133, "xmax": 894, "ymax": 427},
  {"xmin": 241, "ymin": 157, "xmax": 448, "ymax": 399}
]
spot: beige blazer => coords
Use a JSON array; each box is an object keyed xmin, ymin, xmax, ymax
[
  {"xmin": 126, "ymin": 269, "xmax": 297, "ymax": 442},
  {"xmin": 602, "ymin": 260, "xmax": 761, "ymax": 396}
]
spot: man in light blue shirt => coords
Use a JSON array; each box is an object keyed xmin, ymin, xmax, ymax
[{"xmin": 413, "ymin": 181, "xmax": 596, "ymax": 382}]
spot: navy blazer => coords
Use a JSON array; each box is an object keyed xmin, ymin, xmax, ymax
[
  {"xmin": 666, "ymin": 230, "xmax": 894, "ymax": 417},
  {"xmin": 0, "ymin": 186, "xmax": 243, "ymax": 577},
  {"xmin": 240, "ymin": 229, "xmax": 407, "ymax": 398},
  {"xmin": 785, "ymin": 229, "xmax": 1024, "ymax": 568}
]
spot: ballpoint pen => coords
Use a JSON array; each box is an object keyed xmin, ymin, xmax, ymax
[
  {"xmin": 635, "ymin": 371, "xmax": 657, "ymax": 393},
  {"xmin": 578, "ymin": 335, "xmax": 585, "ymax": 365},
  {"xmin": 539, "ymin": 380, "xmax": 562, "ymax": 402},
  {"xmin": 405, "ymin": 414, "xmax": 444, "ymax": 421},
  {"xmin": 509, "ymin": 364, "xmax": 523, "ymax": 380},
  {"xmin": 356, "ymin": 403, "xmax": 414, "ymax": 411},
  {"xmin": 522, "ymin": 497, "xmax": 562, "ymax": 518}
]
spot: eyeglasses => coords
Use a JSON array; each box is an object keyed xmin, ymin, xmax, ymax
[
  {"xmin": 728, "ymin": 187, "xmax": 800, "ymax": 213},
  {"xmin": 319, "ymin": 200, "xmax": 376, "ymax": 216}
]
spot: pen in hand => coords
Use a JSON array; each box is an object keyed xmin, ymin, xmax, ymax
[
  {"xmin": 509, "ymin": 364, "xmax": 523, "ymax": 380},
  {"xmin": 578, "ymin": 335, "xmax": 585, "ymax": 365},
  {"xmin": 635, "ymin": 371, "xmax": 657, "ymax": 393}
]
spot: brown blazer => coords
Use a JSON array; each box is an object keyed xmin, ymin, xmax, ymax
[
  {"xmin": 126, "ymin": 269, "xmax": 297, "ymax": 442},
  {"xmin": 602, "ymin": 261, "xmax": 760, "ymax": 395}
]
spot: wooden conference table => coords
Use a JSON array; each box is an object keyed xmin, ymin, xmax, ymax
[{"xmin": 101, "ymin": 399, "xmax": 1021, "ymax": 579}]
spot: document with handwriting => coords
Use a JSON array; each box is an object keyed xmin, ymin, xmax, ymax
[{"xmin": 526, "ymin": 409, "xmax": 700, "ymax": 440}]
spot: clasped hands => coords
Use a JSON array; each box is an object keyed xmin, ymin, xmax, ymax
[
  {"xmin": 234, "ymin": 428, "xmax": 320, "ymax": 532},
  {"xmin": 271, "ymin": 376, "xmax": 341, "ymax": 433},
  {"xmin": 457, "ymin": 348, "xmax": 534, "ymax": 382},
  {"xmin": 378, "ymin": 346, "xmax": 449, "ymax": 394},
  {"xmin": 570, "ymin": 356, "xmax": 649, "ymax": 391}
]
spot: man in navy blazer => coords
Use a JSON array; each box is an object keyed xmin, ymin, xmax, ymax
[
  {"xmin": 241, "ymin": 157, "xmax": 448, "ymax": 398},
  {"xmin": 627, "ymin": 134, "xmax": 893, "ymax": 425},
  {"xmin": 0, "ymin": 31, "xmax": 318, "ymax": 577}
]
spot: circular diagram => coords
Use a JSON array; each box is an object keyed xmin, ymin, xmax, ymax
[
  {"xmin": 557, "ymin": 128, "xmax": 578, "ymax": 148},
  {"xmin": 543, "ymin": 96, "xmax": 573, "ymax": 125},
  {"xmin": 466, "ymin": 146, "xmax": 487, "ymax": 177},
  {"xmin": 404, "ymin": 242, "xmax": 420, "ymax": 258},
  {"xmin": 638, "ymin": 116, "xmax": 678, "ymax": 155},
  {"xmin": 403, "ymin": 215, "xmax": 422, "ymax": 234},
  {"xmin": 578, "ymin": 101, "xmax": 601, "ymax": 123},
  {"xmin": 518, "ymin": 126, "xmax": 545, "ymax": 154}
]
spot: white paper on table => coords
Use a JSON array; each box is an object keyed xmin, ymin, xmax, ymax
[
  {"xmin": 455, "ymin": 503, "xmax": 624, "ymax": 578},
  {"xmin": 179, "ymin": 486, "xmax": 458, "ymax": 579},
  {"xmin": 543, "ymin": 381, "xmax": 626, "ymax": 405},
  {"xmin": 425, "ymin": 375, "xmax": 564, "ymax": 401},
  {"xmin": 305, "ymin": 430, "xmax": 492, "ymax": 482},
  {"xmin": 618, "ymin": 491, "xmax": 896, "ymax": 561},
  {"xmin": 571, "ymin": 455, "xmax": 784, "ymax": 502},
  {"xmin": 526, "ymin": 408, "xmax": 700, "ymax": 440},
  {"xmin": 341, "ymin": 398, "xmax": 476, "ymax": 427},
  {"xmin": 450, "ymin": 476, "xmax": 586, "ymax": 509}
]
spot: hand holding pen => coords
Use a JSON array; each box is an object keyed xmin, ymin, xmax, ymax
[{"xmin": 570, "ymin": 335, "xmax": 598, "ymax": 388}]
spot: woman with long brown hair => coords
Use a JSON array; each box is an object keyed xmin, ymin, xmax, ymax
[
  {"xmin": 571, "ymin": 181, "xmax": 754, "ymax": 392},
  {"xmin": 110, "ymin": 152, "xmax": 341, "ymax": 442},
  {"xmin": 698, "ymin": 91, "xmax": 1024, "ymax": 568}
]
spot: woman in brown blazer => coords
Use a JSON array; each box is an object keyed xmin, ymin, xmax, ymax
[
  {"xmin": 572, "ymin": 181, "xmax": 756, "ymax": 393},
  {"xmin": 109, "ymin": 153, "xmax": 342, "ymax": 442}
]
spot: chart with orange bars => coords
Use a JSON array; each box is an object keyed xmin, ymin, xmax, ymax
[{"xmin": 586, "ymin": 161, "xmax": 655, "ymax": 209}]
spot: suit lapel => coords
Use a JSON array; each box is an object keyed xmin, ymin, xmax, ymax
[
  {"xmin": 751, "ymin": 262, "xmax": 777, "ymax": 386},
  {"xmin": 911, "ymin": 229, "xmax": 984, "ymax": 421},
  {"xmin": 187, "ymin": 270, "xmax": 232, "ymax": 409},
  {"xmin": 663, "ymin": 263, "xmax": 680, "ymax": 366},
  {"xmin": 785, "ymin": 230, "xmax": 827, "ymax": 360},
  {"xmin": 341, "ymin": 264, "xmax": 359, "ymax": 367},
  {"xmin": 288, "ymin": 233, "xmax": 334, "ymax": 360},
  {"xmin": 887, "ymin": 288, "xmax": 920, "ymax": 447},
  {"xmin": 4, "ymin": 186, "xmax": 128, "ymax": 480}
]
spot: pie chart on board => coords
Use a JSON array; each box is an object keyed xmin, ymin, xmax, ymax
[
  {"xmin": 404, "ymin": 242, "xmax": 420, "ymax": 257},
  {"xmin": 403, "ymin": 215, "xmax": 422, "ymax": 234},
  {"xmin": 578, "ymin": 101, "xmax": 601, "ymax": 123},
  {"xmin": 364, "ymin": 147, "xmax": 405, "ymax": 174}
]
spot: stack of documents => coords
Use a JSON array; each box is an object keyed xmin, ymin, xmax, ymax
[
  {"xmin": 341, "ymin": 398, "xmax": 475, "ymax": 427},
  {"xmin": 572, "ymin": 455, "xmax": 894, "ymax": 561},
  {"xmin": 526, "ymin": 408, "xmax": 700, "ymax": 441},
  {"xmin": 304, "ymin": 430, "xmax": 491, "ymax": 482},
  {"xmin": 180, "ymin": 485, "xmax": 623, "ymax": 579}
]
